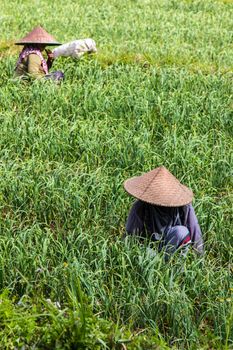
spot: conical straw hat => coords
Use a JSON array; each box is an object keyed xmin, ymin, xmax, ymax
[
  {"xmin": 15, "ymin": 26, "xmax": 61, "ymax": 46},
  {"xmin": 124, "ymin": 166, "xmax": 193, "ymax": 207}
]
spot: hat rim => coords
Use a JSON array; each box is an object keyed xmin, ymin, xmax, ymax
[{"xmin": 15, "ymin": 41, "xmax": 61, "ymax": 46}]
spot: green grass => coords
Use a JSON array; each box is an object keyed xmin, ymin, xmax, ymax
[{"xmin": 0, "ymin": 0, "xmax": 233, "ymax": 348}]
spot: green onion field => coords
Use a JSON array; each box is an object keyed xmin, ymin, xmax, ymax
[{"xmin": 0, "ymin": 0, "xmax": 232, "ymax": 348}]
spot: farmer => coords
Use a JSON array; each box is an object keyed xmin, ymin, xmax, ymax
[
  {"xmin": 124, "ymin": 166, "xmax": 204, "ymax": 260},
  {"xmin": 15, "ymin": 26, "xmax": 64, "ymax": 81}
]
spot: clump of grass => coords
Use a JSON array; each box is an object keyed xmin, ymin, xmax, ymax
[
  {"xmin": 0, "ymin": 288, "xmax": 170, "ymax": 349},
  {"xmin": 0, "ymin": 41, "xmax": 19, "ymax": 58}
]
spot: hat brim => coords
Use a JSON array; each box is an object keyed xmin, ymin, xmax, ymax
[{"xmin": 15, "ymin": 41, "xmax": 61, "ymax": 46}]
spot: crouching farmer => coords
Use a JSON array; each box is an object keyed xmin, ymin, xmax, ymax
[
  {"xmin": 124, "ymin": 166, "xmax": 204, "ymax": 261},
  {"xmin": 15, "ymin": 26, "xmax": 64, "ymax": 82}
]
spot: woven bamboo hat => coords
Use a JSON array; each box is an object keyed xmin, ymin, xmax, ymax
[
  {"xmin": 124, "ymin": 166, "xmax": 193, "ymax": 207},
  {"xmin": 15, "ymin": 26, "xmax": 61, "ymax": 46}
]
